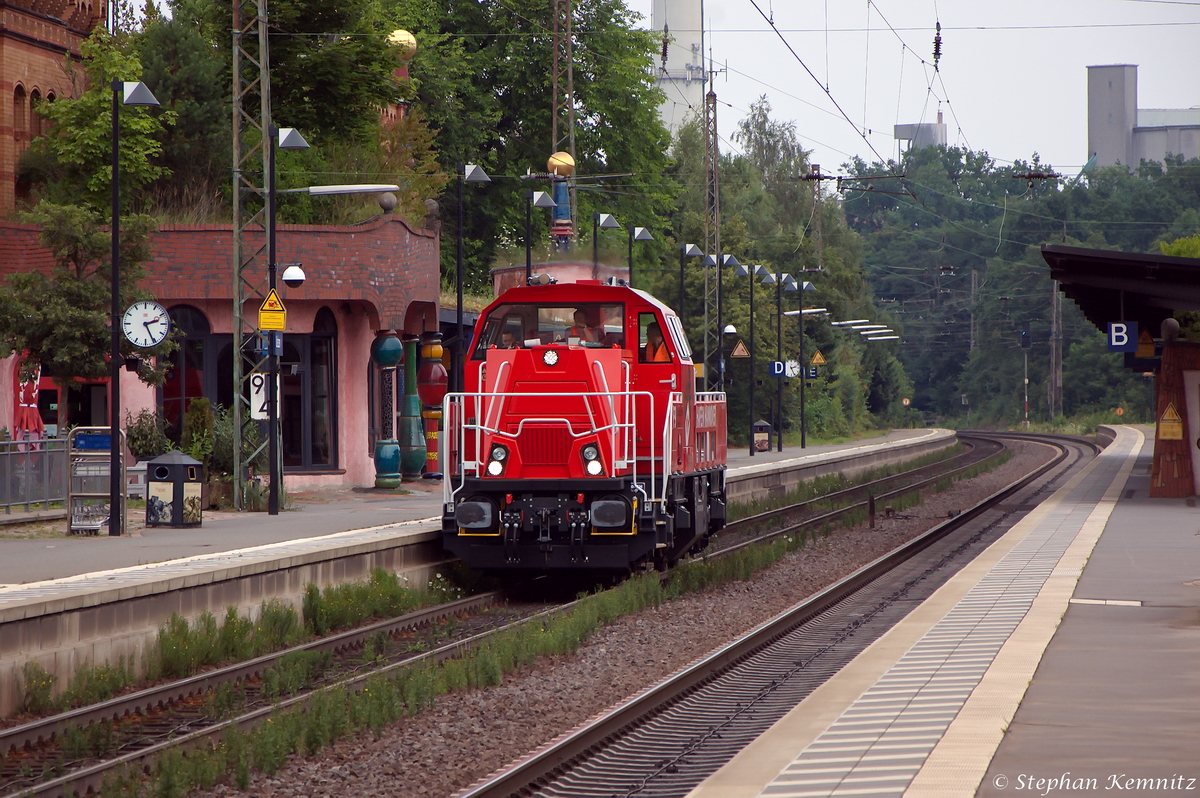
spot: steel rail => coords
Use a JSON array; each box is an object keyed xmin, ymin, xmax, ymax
[
  {"xmin": 0, "ymin": 592, "xmax": 501, "ymax": 760},
  {"xmin": 0, "ymin": 433, "xmax": 1046, "ymax": 798},
  {"xmin": 727, "ymin": 434, "xmax": 998, "ymax": 530},
  {"xmin": 455, "ymin": 434, "xmax": 1082, "ymax": 798}
]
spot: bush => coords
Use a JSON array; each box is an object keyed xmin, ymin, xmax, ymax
[
  {"xmin": 125, "ymin": 409, "xmax": 172, "ymax": 460},
  {"xmin": 211, "ymin": 403, "xmax": 268, "ymax": 478},
  {"xmin": 181, "ymin": 397, "xmax": 215, "ymax": 472}
]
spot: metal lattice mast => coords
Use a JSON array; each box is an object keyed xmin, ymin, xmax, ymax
[
  {"xmin": 231, "ymin": 0, "xmax": 273, "ymax": 509},
  {"xmin": 703, "ymin": 85, "xmax": 720, "ymax": 388},
  {"xmin": 551, "ymin": 0, "xmax": 578, "ymax": 232}
]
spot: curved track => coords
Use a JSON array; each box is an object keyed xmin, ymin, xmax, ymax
[
  {"xmin": 455, "ymin": 433, "xmax": 1096, "ymax": 798},
  {"xmin": 0, "ymin": 432, "xmax": 1083, "ymax": 798}
]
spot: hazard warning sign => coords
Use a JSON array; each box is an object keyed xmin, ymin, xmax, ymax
[
  {"xmin": 1159, "ymin": 402, "xmax": 1183, "ymax": 440},
  {"xmin": 730, "ymin": 340, "xmax": 750, "ymax": 358},
  {"xmin": 811, "ymin": 350, "xmax": 826, "ymax": 366},
  {"xmin": 258, "ymin": 289, "xmax": 287, "ymax": 331}
]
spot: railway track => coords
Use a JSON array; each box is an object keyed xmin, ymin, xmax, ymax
[
  {"xmin": 0, "ymin": 432, "xmax": 1060, "ymax": 798},
  {"xmin": 456, "ymin": 433, "xmax": 1096, "ymax": 798}
]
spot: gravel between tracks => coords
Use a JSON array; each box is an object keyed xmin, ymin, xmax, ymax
[{"xmin": 197, "ymin": 440, "xmax": 1058, "ymax": 798}]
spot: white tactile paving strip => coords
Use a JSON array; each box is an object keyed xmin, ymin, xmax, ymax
[{"xmin": 752, "ymin": 428, "xmax": 1143, "ymax": 798}]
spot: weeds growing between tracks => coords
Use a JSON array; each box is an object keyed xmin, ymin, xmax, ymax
[{"xmin": 94, "ymin": 446, "xmax": 1011, "ymax": 798}]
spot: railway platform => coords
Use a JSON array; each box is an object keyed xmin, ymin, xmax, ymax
[
  {"xmin": 0, "ymin": 427, "xmax": 950, "ymax": 717},
  {"xmin": 688, "ymin": 424, "xmax": 1200, "ymax": 798}
]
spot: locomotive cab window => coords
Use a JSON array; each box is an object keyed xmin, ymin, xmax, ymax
[
  {"xmin": 472, "ymin": 303, "xmax": 624, "ymax": 358},
  {"xmin": 639, "ymin": 313, "xmax": 673, "ymax": 363}
]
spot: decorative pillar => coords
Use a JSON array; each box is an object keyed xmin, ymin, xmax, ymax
[
  {"xmin": 399, "ymin": 334, "xmax": 427, "ymax": 479},
  {"xmin": 370, "ymin": 331, "xmax": 403, "ymax": 488},
  {"xmin": 417, "ymin": 331, "xmax": 449, "ymax": 479}
]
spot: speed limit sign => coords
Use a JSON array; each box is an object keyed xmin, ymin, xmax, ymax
[{"xmin": 249, "ymin": 372, "xmax": 279, "ymax": 420}]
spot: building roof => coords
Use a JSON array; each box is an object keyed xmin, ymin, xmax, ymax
[{"xmin": 1041, "ymin": 244, "xmax": 1200, "ymax": 334}]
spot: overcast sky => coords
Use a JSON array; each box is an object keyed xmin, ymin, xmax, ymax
[{"xmin": 624, "ymin": 0, "xmax": 1200, "ymax": 176}]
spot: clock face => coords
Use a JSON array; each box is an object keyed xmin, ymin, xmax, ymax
[{"xmin": 122, "ymin": 301, "xmax": 171, "ymax": 348}]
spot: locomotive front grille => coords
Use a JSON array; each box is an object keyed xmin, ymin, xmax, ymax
[{"xmin": 516, "ymin": 425, "xmax": 573, "ymax": 465}]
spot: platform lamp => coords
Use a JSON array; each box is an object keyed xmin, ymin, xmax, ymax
[
  {"xmin": 456, "ymin": 164, "xmax": 490, "ymax": 393},
  {"xmin": 262, "ymin": 125, "xmax": 312, "ymax": 516},
  {"xmin": 734, "ymin": 263, "xmax": 770, "ymax": 455},
  {"xmin": 627, "ymin": 226, "xmax": 653, "ymax": 287},
  {"xmin": 762, "ymin": 271, "xmax": 798, "ymax": 452},
  {"xmin": 678, "ymin": 243, "xmax": 703, "ymax": 318},
  {"xmin": 592, "ymin": 212, "xmax": 621, "ymax": 276},
  {"xmin": 793, "ymin": 280, "xmax": 817, "ymax": 448},
  {"xmin": 717, "ymin": 254, "xmax": 740, "ymax": 392},
  {"xmin": 109, "ymin": 79, "xmax": 160, "ymax": 537},
  {"xmin": 525, "ymin": 190, "xmax": 556, "ymax": 283}
]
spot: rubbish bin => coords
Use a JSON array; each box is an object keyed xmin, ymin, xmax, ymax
[
  {"xmin": 752, "ymin": 420, "xmax": 773, "ymax": 452},
  {"xmin": 145, "ymin": 451, "xmax": 203, "ymax": 528}
]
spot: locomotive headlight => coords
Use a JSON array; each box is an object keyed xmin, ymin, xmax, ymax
[
  {"xmin": 581, "ymin": 444, "xmax": 600, "ymax": 461},
  {"xmin": 487, "ymin": 460, "xmax": 505, "ymax": 476},
  {"xmin": 542, "ymin": 349, "xmax": 560, "ymax": 366},
  {"xmin": 585, "ymin": 460, "xmax": 604, "ymax": 476},
  {"xmin": 490, "ymin": 444, "xmax": 508, "ymax": 462}
]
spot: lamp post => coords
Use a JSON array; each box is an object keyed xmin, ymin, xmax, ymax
[
  {"xmin": 109, "ymin": 79, "xmax": 159, "ymax": 537},
  {"xmin": 734, "ymin": 263, "xmax": 769, "ymax": 455},
  {"xmin": 265, "ymin": 125, "xmax": 311, "ymax": 516},
  {"xmin": 592, "ymin": 212, "xmax": 621, "ymax": 277},
  {"xmin": 794, "ymin": 280, "xmax": 816, "ymax": 448},
  {"xmin": 525, "ymin": 190, "xmax": 556, "ymax": 283},
  {"xmin": 456, "ymin": 164, "xmax": 490, "ymax": 393},
  {"xmin": 627, "ymin": 226, "xmax": 653, "ymax": 287},
  {"xmin": 678, "ymin": 243, "xmax": 702, "ymax": 319},
  {"xmin": 763, "ymin": 271, "xmax": 797, "ymax": 452},
  {"xmin": 717, "ymin": 254, "xmax": 740, "ymax": 392}
]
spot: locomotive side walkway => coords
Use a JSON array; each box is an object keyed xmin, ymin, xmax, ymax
[
  {"xmin": 0, "ymin": 428, "xmax": 949, "ymax": 717},
  {"xmin": 687, "ymin": 425, "xmax": 1200, "ymax": 798}
]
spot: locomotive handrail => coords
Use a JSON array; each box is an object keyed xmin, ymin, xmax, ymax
[{"xmin": 442, "ymin": 390, "xmax": 661, "ymax": 507}]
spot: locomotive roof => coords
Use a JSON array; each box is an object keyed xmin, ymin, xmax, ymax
[{"xmin": 483, "ymin": 281, "xmax": 677, "ymax": 316}]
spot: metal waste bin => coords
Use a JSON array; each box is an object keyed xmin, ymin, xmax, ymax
[
  {"xmin": 752, "ymin": 420, "xmax": 773, "ymax": 452},
  {"xmin": 145, "ymin": 451, "xmax": 203, "ymax": 527}
]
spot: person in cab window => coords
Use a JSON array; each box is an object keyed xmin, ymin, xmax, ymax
[
  {"xmin": 500, "ymin": 329, "xmax": 521, "ymax": 349},
  {"xmin": 644, "ymin": 322, "xmax": 671, "ymax": 362},
  {"xmin": 566, "ymin": 309, "xmax": 600, "ymax": 343}
]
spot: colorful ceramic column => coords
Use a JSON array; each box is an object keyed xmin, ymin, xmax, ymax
[
  {"xmin": 417, "ymin": 331, "xmax": 449, "ymax": 478},
  {"xmin": 370, "ymin": 330, "xmax": 403, "ymax": 488},
  {"xmin": 398, "ymin": 334, "xmax": 426, "ymax": 479}
]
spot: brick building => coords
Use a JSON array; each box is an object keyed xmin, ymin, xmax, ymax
[
  {"xmin": 2, "ymin": 0, "xmax": 104, "ymax": 213},
  {"xmin": 0, "ymin": 211, "xmax": 443, "ymax": 490}
]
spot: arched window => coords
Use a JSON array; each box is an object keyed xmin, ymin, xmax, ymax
[
  {"xmin": 279, "ymin": 307, "xmax": 338, "ymax": 469},
  {"xmin": 28, "ymin": 91, "xmax": 41, "ymax": 138},
  {"xmin": 13, "ymin": 86, "xmax": 27, "ymax": 146},
  {"xmin": 162, "ymin": 306, "xmax": 211, "ymax": 441}
]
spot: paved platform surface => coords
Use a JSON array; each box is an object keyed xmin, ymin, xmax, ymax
[
  {"xmin": 0, "ymin": 429, "xmax": 935, "ymax": 587},
  {"xmin": 689, "ymin": 425, "xmax": 1200, "ymax": 798}
]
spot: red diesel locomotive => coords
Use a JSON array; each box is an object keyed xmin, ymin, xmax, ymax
[{"xmin": 441, "ymin": 279, "xmax": 728, "ymax": 573}]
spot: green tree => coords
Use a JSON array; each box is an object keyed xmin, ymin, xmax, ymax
[
  {"xmin": 22, "ymin": 29, "xmax": 175, "ymax": 213},
  {"xmin": 384, "ymin": 0, "xmax": 675, "ymax": 293},
  {"xmin": 0, "ymin": 203, "xmax": 176, "ymax": 428}
]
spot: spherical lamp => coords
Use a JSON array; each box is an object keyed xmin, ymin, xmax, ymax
[{"xmin": 548, "ymin": 151, "xmax": 575, "ymax": 177}]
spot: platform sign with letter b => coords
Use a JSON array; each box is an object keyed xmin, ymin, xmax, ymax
[{"xmin": 1108, "ymin": 321, "xmax": 1138, "ymax": 352}]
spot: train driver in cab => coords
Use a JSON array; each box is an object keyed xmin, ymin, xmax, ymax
[
  {"xmin": 566, "ymin": 309, "xmax": 601, "ymax": 343},
  {"xmin": 500, "ymin": 328, "xmax": 521, "ymax": 349},
  {"xmin": 643, "ymin": 322, "xmax": 671, "ymax": 362}
]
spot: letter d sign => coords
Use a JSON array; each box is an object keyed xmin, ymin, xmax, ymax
[{"xmin": 1108, "ymin": 321, "xmax": 1137, "ymax": 352}]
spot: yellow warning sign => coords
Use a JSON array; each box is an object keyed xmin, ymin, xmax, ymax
[
  {"xmin": 1137, "ymin": 329, "xmax": 1156, "ymax": 359},
  {"xmin": 1159, "ymin": 402, "xmax": 1183, "ymax": 440},
  {"xmin": 811, "ymin": 350, "xmax": 826, "ymax": 366},
  {"xmin": 258, "ymin": 289, "xmax": 287, "ymax": 331},
  {"xmin": 730, "ymin": 340, "xmax": 750, "ymax": 358}
]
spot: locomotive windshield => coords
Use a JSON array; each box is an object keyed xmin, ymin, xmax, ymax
[{"xmin": 472, "ymin": 303, "xmax": 625, "ymax": 358}]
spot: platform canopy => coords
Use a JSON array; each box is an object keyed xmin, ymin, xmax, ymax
[{"xmin": 1041, "ymin": 244, "xmax": 1200, "ymax": 335}]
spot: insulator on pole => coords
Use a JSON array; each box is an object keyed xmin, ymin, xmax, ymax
[
  {"xmin": 932, "ymin": 21, "xmax": 942, "ymax": 71},
  {"xmin": 661, "ymin": 25, "xmax": 669, "ymax": 70}
]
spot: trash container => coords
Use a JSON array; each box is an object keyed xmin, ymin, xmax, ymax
[
  {"xmin": 145, "ymin": 451, "xmax": 203, "ymax": 528},
  {"xmin": 752, "ymin": 420, "xmax": 773, "ymax": 452}
]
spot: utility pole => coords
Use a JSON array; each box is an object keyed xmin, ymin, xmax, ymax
[
  {"xmin": 551, "ymin": 0, "xmax": 578, "ymax": 233},
  {"xmin": 1049, "ymin": 282, "xmax": 1063, "ymax": 419},
  {"xmin": 230, "ymin": 0, "xmax": 273, "ymax": 510},
  {"xmin": 801, "ymin": 165, "xmax": 836, "ymax": 271},
  {"xmin": 970, "ymin": 268, "xmax": 978, "ymax": 352},
  {"xmin": 703, "ymin": 73, "xmax": 721, "ymax": 389}
]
